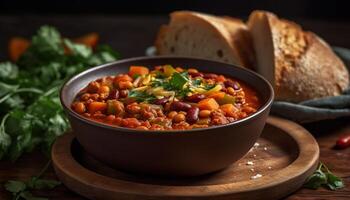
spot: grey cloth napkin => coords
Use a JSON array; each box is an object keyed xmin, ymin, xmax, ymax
[{"xmin": 271, "ymin": 47, "xmax": 350, "ymax": 123}]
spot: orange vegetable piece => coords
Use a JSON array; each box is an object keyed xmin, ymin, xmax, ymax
[
  {"xmin": 114, "ymin": 74, "xmax": 133, "ymax": 83},
  {"xmin": 220, "ymin": 104, "xmax": 238, "ymax": 117},
  {"xmin": 129, "ymin": 66, "xmax": 149, "ymax": 77},
  {"xmin": 208, "ymin": 92, "xmax": 225, "ymax": 100},
  {"xmin": 198, "ymin": 98, "xmax": 219, "ymax": 110},
  {"xmin": 74, "ymin": 33, "xmax": 99, "ymax": 49},
  {"xmin": 216, "ymin": 75, "xmax": 226, "ymax": 82},
  {"xmin": 88, "ymin": 102, "xmax": 107, "ymax": 114},
  {"xmin": 8, "ymin": 37, "xmax": 30, "ymax": 61}
]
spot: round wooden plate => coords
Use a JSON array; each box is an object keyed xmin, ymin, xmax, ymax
[{"xmin": 52, "ymin": 116, "xmax": 319, "ymax": 200}]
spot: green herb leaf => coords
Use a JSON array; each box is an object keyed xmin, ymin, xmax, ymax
[
  {"xmin": 128, "ymin": 90, "xmax": 156, "ymax": 103},
  {"xmin": 88, "ymin": 45, "xmax": 120, "ymax": 66},
  {"xmin": 304, "ymin": 169, "xmax": 327, "ymax": 189},
  {"xmin": 169, "ymin": 72, "xmax": 188, "ymax": 90},
  {"xmin": 27, "ymin": 177, "xmax": 61, "ymax": 190},
  {"xmin": 64, "ymin": 39, "xmax": 92, "ymax": 58},
  {"xmin": 0, "ymin": 62, "xmax": 19, "ymax": 80},
  {"xmin": 4, "ymin": 180, "xmax": 27, "ymax": 193},
  {"xmin": 0, "ymin": 114, "xmax": 11, "ymax": 159},
  {"xmin": 0, "ymin": 82, "xmax": 19, "ymax": 98},
  {"xmin": 20, "ymin": 191, "xmax": 48, "ymax": 200},
  {"xmin": 304, "ymin": 162, "xmax": 345, "ymax": 190},
  {"xmin": 326, "ymin": 172, "xmax": 345, "ymax": 190}
]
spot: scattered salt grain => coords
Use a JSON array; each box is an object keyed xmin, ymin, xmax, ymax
[
  {"xmin": 268, "ymin": 166, "xmax": 272, "ymax": 170},
  {"xmin": 251, "ymin": 174, "xmax": 262, "ymax": 179},
  {"xmin": 246, "ymin": 161, "xmax": 254, "ymax": 166},
  {"xmin": 263, "ymin": 147, "xmax": 268, "ymax": 151},
  {"xmin": 250, "ymin": 168, "xmax": 255, "ymax": 172},
  {"xmin": 254, "ymin": 142, "xmax": 260, "ymax": 147},
  {"xmin": 253, "ymin": 154, "xmax": 257, "ymax": 157}
]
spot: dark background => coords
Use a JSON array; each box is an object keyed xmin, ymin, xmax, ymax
[
  {"xmin": 0, "ymin": 0, "xmax": 349, "ymax": 59},
  {"xmin": 0, "ymin": 0, "xmax": 348, "ymax": 20}
]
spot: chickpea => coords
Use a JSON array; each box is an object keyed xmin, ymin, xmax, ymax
[
  {"xmin": 118, "ymin": 81, "xmax": 133, "ymax": 90},
  {"xmin": 99, "ymin": 85, "xmax": 110, "ymax": 94},
  {"xmin": 74, "ymin": 102, "xmax": 86, "ymax": 114},
  {"xmin": 136, "ymin": 126, "xmax": 148, "ymax": 130},
  {"xmin": 127, "ymin": 104, "xmax": 141, "ymax": 114},
  {"xmin": 227, "ymin": 87, "xmax": 235, "ymax": 95},
  {"xmin": 199, "ymin": 110, "xmax": 211, "ymax": 118},
  {"xmin": 93, "ymin": 113, "xmax": 106, "ymax": 119},
  {"xmin": 90, "ymin": 93, "xmax": 99, "ymax": 100},
  {"xmin": 175, "ymin": 67, "xmax": 184, "ymax": 72},
  {"xmin": 188, "ymin": 68, "xmax": 198, "ymax": 74},
  {"xmin": 197, "ymin": 118, "xmax": 211, "ymax": 125},
  {"xmin": 106, "ymin": 115, "xmax": 116, "ymax": 122},
  {"xmin": 88, "ymin": 81, "xmax": 100, "ymax": 93},
  {"xmin": 179, "ymin": 111, "xmax": 187, "ymax": 115},
  {"xmin": 80, "ymin": 93, "xmax": 91, "ymax": 101},
  {"xmin": 168, "ymin": 111, "xmax": 178, "ymax": 119},
  {"xmin": 83, "ymin": 113, "xmax": 91, "ymax": 118},
  {"xmin": 173, "ymin": 113, "xmax": 186, "ymax": 123}
]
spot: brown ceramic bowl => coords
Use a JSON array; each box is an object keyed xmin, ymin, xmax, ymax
[{"xmin": 60, "ymin": 56, "xmax": 274, "ymax": 176}]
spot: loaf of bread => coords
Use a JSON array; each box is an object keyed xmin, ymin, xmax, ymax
[
  {"xmin": 248, "ymin": 10, "xmax": 349, "ymax": 102},
  {"xmin": 155, "ymin": 11, "xmax": 255, "ymax": 69}
]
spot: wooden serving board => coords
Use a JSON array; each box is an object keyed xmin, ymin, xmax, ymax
[{"xmin": 52, "ymin": 116, "xmax": 319, "ymax": 200}]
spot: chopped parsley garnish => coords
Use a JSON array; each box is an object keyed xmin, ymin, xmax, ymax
[
  {"xmin": 169, "ymin": 72, "xmax": 189, "ymax": 90},
  {"xmin": 128, "ymin": 90, "xmax": 156, "ymax": 102}
]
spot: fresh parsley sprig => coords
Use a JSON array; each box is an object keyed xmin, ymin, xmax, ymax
[
  {"xmin": 5, "ymin": 161, "xmax": 61, "ymax": 200},
  {"xmin": 304, "ymin": 162, "xmax": 345, "ymax": 190},
  {"xmin": 0, "ymin": 25, "xmax": 120, "ymax": 199}
]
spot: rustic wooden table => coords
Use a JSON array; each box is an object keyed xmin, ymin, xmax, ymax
[{"xmin": 0, "ymin": 15, "xmax": 349, "ymax": 200}]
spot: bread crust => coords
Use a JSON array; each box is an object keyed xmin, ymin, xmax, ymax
[
  {"xmin": 155, "ymin": 11, "xmax": 255, "ymax": 68},
  {"xmin": 252, "ymin": 10, "xmax": 349, "ymax": 102}
]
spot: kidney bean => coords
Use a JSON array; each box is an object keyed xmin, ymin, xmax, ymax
[
  {"xmin": 171, "ymin": 101, "xmax": 191, "ymax": 111},
  {"xmin": 119, "ymin": 90, "xmax": 129, "ymax": 98},
  {"xmin": 224, "ymin": 81, "xmax": 240, "ymax": 90},
  {"xmin": 204, "ymin": 73, "xmax": 218, "ymax": 79},
  {"xmin": 154, "ymin": 97, "xmax": 169, "ymax": 105},
  {"xmin": 336, "ymin": 134, "xmax": 350, "ymax": 149},
  {"xmin": 186, "ymin": 107, "xmax": 199, "ymax": 123},
  {"xmin": 186, "ymin": 94, "xmax": 205, "ymax": 103},
  {"xmin": 109, "ymin": 89, "xmax": 119, "ymax": 99},
  {"xmin": 189, "ymin": 72, "xmax": 203, "ymax": 78}
]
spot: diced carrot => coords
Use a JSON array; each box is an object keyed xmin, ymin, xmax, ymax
[
  {"xmin": 114, "ymin": 74, "xmax": 133, "ymax": 84},
  {"xmin": 208, "ymin": 92, "xmax": 225, "ymax": 100},
  {"xmin": 198, "ymin": 98, "xmax": 219, "ymax": 110},
  {"xmin": 220, "ymin": 104, "xmax": 238, "ymax": 117},
  {"xmin": 129, "ymin": 66, "xmax": 149, "ymax": 77},
  {"xmin": 8, "ymin": 37, "xmax": 30, "ymax": 61},
  {"xmin": 74, "ymin": 33, "xmax": 99, "ymax": 49},
  {"xmin": 88, "ymin": 102, "xmax": 107, "ymax": 114}
]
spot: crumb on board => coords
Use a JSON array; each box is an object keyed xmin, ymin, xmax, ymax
[
  {"xmin": 246, "ymin": 161, "xmax": 254, "ymax": 166},
  {"xmin": 268, "ymin": 166, "xmax": 272, "ymax": 170},
  {"xmin": 250, "ymin": 168, "xmax": 255, "ymax": 172},
  {"xmin": 251, "ymin": 174, "xmax": 263, "ymax": 179},
  {"xmin": 263, "ymin": 147, "xmax": 268, "ymax": 151},
  {"xmin": 254, "ymin": 142, "xmax": 260, "ymax": 147}
]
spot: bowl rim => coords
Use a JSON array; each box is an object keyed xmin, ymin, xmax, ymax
[{"xmin": 60, "ymin": 56, "xmax": 274, "ymax": 134}]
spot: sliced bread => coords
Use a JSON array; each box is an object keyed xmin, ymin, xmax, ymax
[
  {"xmin": 248, "ymin": 10, "xmax": 349, "ymax": 102},
  {"xmin": 155, "ymin": 11, "xmax": 255, "ymax": 69}
]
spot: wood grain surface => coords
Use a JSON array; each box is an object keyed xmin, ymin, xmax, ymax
[
  {"xmin": 51, "ymin": 117, "xmax": 319, "ymax": 200},
  {"xmin": 0, "ymin": 15, "xmax": 349, "ymax": 200}
]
